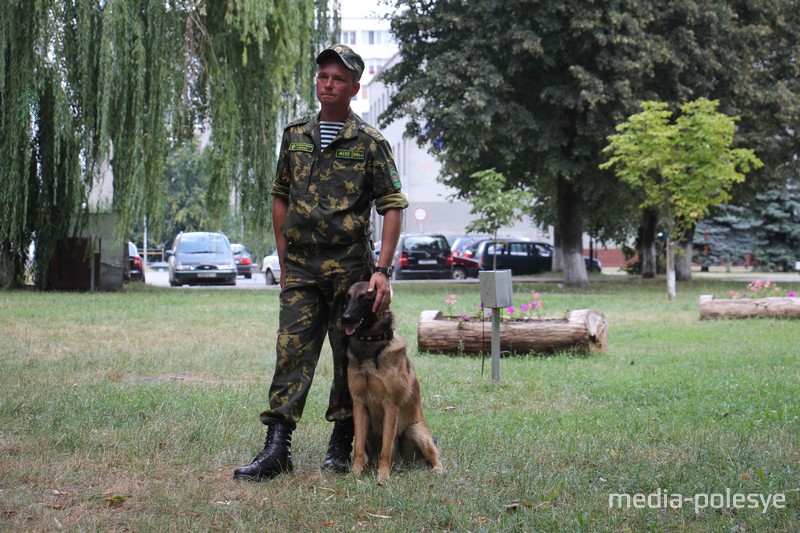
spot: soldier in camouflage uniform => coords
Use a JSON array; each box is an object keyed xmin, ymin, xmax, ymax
[{"xmin": 234, "ymin": 44, "xmax": 408, "ymax": 481}]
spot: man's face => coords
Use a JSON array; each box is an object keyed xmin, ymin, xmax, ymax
[{"xmin": 316, "ymin": 59, "xmax": 360, "ymax": 112}]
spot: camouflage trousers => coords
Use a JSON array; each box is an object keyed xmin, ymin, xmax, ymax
[{"xmin": 260, "ymin": 240, "xmax": 374, "ymax": 428}]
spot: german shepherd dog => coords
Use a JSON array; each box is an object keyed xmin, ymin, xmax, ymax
[{"xmin": 342, "ymin": 281, "xmax": 443, "ymax": 482}]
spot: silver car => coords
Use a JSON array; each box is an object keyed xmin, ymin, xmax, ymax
[{"xmin": 166, "ymin": 232, "xmax": 237, "ymax": 286}]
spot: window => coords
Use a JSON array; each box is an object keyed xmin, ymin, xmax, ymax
[
  {"xmin": 341, "ymin": 31, "xmax": 356, "ymax": 45},
  {"xmin": 362, "ymin": 30, "xmax": 389, "ymax": 45}
]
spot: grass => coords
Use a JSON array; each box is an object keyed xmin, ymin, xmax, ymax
[{"xmin": 1, "ymin": 276, "xmax": 798, "ymax": 531}]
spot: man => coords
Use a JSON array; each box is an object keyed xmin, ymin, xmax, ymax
[{"xmin": 234, "ymin": 45, "xmax": 408, "ymax": 481}]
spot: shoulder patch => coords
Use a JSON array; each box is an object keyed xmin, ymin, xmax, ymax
[
  {"xmin": 359, "ymin": 123, "xmax": 385, "ymax": 143},
  {"xmin": 285, "ymin": 115, "xmax": 312, "ymax": 129}
]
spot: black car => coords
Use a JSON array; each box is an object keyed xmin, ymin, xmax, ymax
[
  {"xmin": 165, "ymin": 231, "xmax": 237, "ymax": 286},
  {"xmin": 469, "ymin": 238, "xmax": 602, "ymax": 275},
  {"xmin": 375, "ymin": 234, "xmax": 453, "ymax": 280}
]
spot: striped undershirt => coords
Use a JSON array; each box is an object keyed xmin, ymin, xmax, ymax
[{"xmin": 319, "ymin": 120, "xmax": 345, "ymax": 151}]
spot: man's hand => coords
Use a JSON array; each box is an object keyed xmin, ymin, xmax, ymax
[{"xmin": 368, "ymin": 271, "xmax": 392, "ymax": 314}]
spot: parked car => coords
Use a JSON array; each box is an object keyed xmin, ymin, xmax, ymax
[
  {"xmin": 450, "ymin": 235, "xmax": 492, "ymax": 258},
  {"xmin": 376, "ymin": 234, "xmax": 453, "ymax": 280},
  {"xmin": 470, "ymin": 238, "xmax": 602, "ymax": 274},
  {"xmin": 231, "ymin": 243, "xmax": 254, "ymax": 279},
  {"xmin": 472, "ymin": 239, "xmax": 553, "ymax": 274},
  {"xmin": 451, "ymin": 254, "xmax": 481, "ymax": 280},
  {"xmin": 165, "ymin": 232, "xmax": 237, "ymax": 286},
  {"xmin": 124, "ymin": 241, "xmax": 145, "ymax": 283},
  {"xmin": 262, "ymin": 250, "xmax": 282, "ymax": 286}
]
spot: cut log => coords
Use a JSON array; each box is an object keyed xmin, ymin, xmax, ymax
[
  {"xmin": 699, "ymin": 295, "xmax": 800, "ymax": 319},
  {"xmin": 417, "ymin": 309, "xmax": 608, "ymax": 356}
]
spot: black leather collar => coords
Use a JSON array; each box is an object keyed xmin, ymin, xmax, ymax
[{"xmin": 356, "ymin": 329, "xmax": 394, "ymax": 342}]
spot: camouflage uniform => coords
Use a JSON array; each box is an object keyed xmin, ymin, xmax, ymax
[{"xmin": 262, "ymin": 110, "xmax": 408, "ymax": 428}]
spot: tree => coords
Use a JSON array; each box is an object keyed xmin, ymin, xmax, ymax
[
  {"xmin": 464, "ymin": 169, "xmax": 534, "ymax": 270},
  {"xmin": 693, "ymin": 204, "xmax": 762, "ymax": 270},
  {"xmin": 1, "ymin": 0, "xmax": 333, "ymax": 288},
  {"xmin": 379, "ymin": 0, "xmax": 800, "ymax": 288},
  {"xmin": 601, "ymin": 98, "xmax": 762, "ymax": 299},
  {"xmin": 750, "ymin": 182, "xmax": 800, "ymax": 271}
]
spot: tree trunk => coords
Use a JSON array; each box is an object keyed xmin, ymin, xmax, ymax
[
  {"xmin": 557, "ymin": 176, "xmax": 588, "ymax": 287},
  {"xmin": 641, "ymin": 209, "xmax": 658, "ymax": 278},
  {"xmin": 675, "ymin": 225, "xmax": 694, "ymax": 282},
  {"xmin": 417, "ymin": 309, "xmax": 608, "ymax": 355},
  {"xmin": 699, "ymin": 295, "xmax": 800, "ymax": 319},
  {"xmin": 666, "ymin": 237, "xmax": 676, "ymax": 300},
  {"xmin": 552, "ymin": 228, "xmax": 562, "ymax": 273}
]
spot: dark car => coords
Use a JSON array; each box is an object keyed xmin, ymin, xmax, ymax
[
  {"xmin": 470, "ymin": 238, "xmax": 602, "ymax": 274},
  {"xmin": 472, "ymin": 239, "xmax": 553, "ymax": 274},
  {"xmin": 231, "ymin": 243, "xmax": 254, "ymax": 279},
  {"xmin": 375, "ymin": 234, "xmax": 453, "ymax": 280},
  {"xmin": 124, "ymin": 241, "xmax": 145, "ymax": 283},
  {"xmin": 165, "ymin": 231, "xmax": 237, "ymax": 286}
]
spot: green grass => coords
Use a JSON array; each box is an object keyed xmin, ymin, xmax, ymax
[{"xmin": 1, "ymin": 277, "xmax": 798, "ymax": 531}]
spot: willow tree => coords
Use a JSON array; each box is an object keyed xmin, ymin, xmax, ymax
[{"xmin": 0, "ymin": 0, "xmax": 333, "ymax": 288}]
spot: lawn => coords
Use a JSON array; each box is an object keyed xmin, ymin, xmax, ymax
[{"xmin": 1, "ymin": 276, "xmax": 798, "ymax": 531}]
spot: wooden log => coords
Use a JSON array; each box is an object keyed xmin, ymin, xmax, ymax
[
  {"xmin": 417, "ymin": 309, "xmax": 608, "ymax": 356},
  {"xmin": 699, "ymin": 295, "xmax": 800, "ymax": 319}
]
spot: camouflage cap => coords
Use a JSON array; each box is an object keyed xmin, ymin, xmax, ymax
[{"xmin": 316, "ymin": 44, "xmax": 365, "ymax": 80}]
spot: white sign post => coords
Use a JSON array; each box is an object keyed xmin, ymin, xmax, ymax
[{"xmin": 413, "ymin": 207, "xmax": 427, "ymax": 233}]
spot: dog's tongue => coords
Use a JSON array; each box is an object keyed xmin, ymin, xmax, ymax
[{"xmin": 345, "ymin": 325, "xmax": 357, "ymax": 336}]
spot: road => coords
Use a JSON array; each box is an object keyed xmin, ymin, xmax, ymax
[{"xmin": 146, "ymin": 269, "xmax": 279, "ymax": 289}]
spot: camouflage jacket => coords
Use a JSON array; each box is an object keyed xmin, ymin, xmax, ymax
[{"xmin": 270, "ymin": 110, "xmax": 408, "ymax": 248}]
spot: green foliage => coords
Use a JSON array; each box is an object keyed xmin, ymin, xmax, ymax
[
  {"xmin": 751, "ymin": 184, "xmax": 800, "ymax": 271},
  {"xmin": 0, "ymin": 0, "xmax": 332, "ymax": 288},
  {"xmin": 693, "ymin": 204, "xmax": 762, "ymax": 269},
  {"xmin": 601, "ymin": 98, "xmax": 762, "ymax": 237},
  {"xmin": 381, "ymin": 0, "xmax": 800, "ymax": 281},
  {"xmin": 464, "ymin": 169, "xmax": 534, "ymax": 240}
]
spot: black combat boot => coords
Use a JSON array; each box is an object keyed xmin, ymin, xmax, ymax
[
  {"xmin": 233, "ymin": 421, "xmax": 294, "ymax": 481},
  {"xmin": 322, "ymin": 419, "xmax": 354, "ymax": 472}
]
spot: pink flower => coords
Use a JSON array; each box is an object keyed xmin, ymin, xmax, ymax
[
  {"xmin": 789, "ymin": 292, "xmax": 796, "ymax": 297},
  {"xmin": 729, "ymin": 290, "xmax": 735, "ymax": 296},
  {"xmin": 506, "ymin": 305, "xmax": 515, "ymax": 315},
  {"xmin": 533, "ymin": 292, "xmax": 540, "ymax": 299},
  {"xmin": 449, "ymin": 294, "xmax": 457, "ymax": 300},
  {"xmin": 520, "ymin": 303, "xmax": 529, "ymax": 312}
]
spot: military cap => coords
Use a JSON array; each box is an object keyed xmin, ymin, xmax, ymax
[{"xmin": 316, "ymin": 44, "xmax": 365, "ymax": 80}]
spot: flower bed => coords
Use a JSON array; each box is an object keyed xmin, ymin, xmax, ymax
[{"xmin": 699, "ymin": 280, "xmax": 800, "ymax": 319}]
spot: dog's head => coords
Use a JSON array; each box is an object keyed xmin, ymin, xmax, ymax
[{"xmin": 342, "ymin": 281, "xmax": 392, "ymax": 337}]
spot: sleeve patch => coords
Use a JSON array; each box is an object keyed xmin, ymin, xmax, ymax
[{"xmin": 390, "ymin": 166, "xmax": 402, "ymax": 190}]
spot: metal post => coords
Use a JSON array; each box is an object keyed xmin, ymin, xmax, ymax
[{"xmin": 491, "ymin": 307, "xmax": 501, "ymax": 382}]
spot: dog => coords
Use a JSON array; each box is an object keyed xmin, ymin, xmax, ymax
[{"xmin": 342, "ymin": 281, "xmax": 442, "ymax": 482}]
